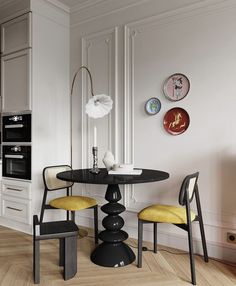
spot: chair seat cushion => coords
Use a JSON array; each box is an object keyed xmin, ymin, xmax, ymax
[
  {"xmin": 37, "ymin": 220, "xmax": 79, "ymax": 239},
  {"xmin": 138, "ymin": 204, "xmax": 196, "ymax": 224},
  {"xmin": 49, "ymin": 196, "xmax": 97, "ymax": 211}
]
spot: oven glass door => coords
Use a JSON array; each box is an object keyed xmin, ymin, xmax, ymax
[
  {"xmin": 3, "ymin": 146, "xmax": 31, "ymax": 180},
  {"xmin": 3, "ymin": 114, "xmax": 31, "ymax": 142},
  {"xmin": 4, "ymin": 126, "xmax": 29, "ymax": 142}
]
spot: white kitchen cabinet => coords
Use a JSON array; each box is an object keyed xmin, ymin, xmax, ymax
[
  {"xmin": 2, "ymin": 179, "xmax": 31, "ymax": 200},
  {"xmin": 0, "ymin": 162, "xmax": 2, "ymax": 216},
  {"xmin": 0, "ymin": 163, "xmax": 2, "ymax": 188},
  {"xmin": 1, "ymin": 195, "xmax": 31, "ymax": 224},
  {"xmin": 1, "ymin": 12, "xmax": 31, "ymax": 55},
  {"xmin": 1, "ymin": 49, "xmax": 31, "ymax": 112},
  {"xmin": 0, "ymin": 1, "xmax": 70, "ymax": 234},
  {"xmin": 1, "ymin": 179, "xmax": 31, "ymax": 224}
]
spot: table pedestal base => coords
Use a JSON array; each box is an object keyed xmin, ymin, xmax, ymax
[
  {"xmin": 91, "ymin": 184, "xmax": 135, "ymax": 267},
  {"xmin": 91, "ymin": 241, "xmax": 135, "ymax": 267}
]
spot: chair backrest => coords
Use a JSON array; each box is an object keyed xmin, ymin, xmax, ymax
[
  {"xmin": 178, "ymin": 172, "xmax": 199, "ymax": 206},
  {"xmin": 43, "ymin": 165, "xmax": 73, "ymax": 191}
]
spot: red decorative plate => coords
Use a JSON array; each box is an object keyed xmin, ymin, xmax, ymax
[{"xmin": 163, "ymin": 107, "xmax": 190, "ymax": 135}]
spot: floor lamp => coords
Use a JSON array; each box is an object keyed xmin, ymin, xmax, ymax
[{"xmin": 70, "ymin": 66, "xmax": 113, "ymax": 169}]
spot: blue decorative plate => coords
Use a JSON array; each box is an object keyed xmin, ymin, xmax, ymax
[{"xmin": 145, "ymin": 98, "xmax": 161, "ymax": 115}]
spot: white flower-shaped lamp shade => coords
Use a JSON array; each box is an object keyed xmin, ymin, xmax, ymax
[{"xmin": 85, "ymin": 94, "xmax": 113, "ymax": 118}]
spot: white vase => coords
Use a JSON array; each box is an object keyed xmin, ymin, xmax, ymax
[{"xmin": 102, "ymin": 151, "xmax": 115, "ymax": 170}]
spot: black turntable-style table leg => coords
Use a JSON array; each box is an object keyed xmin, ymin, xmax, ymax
[{"xmin": 90, "ymin": 184, "xmax": 135, "ymax": 267}]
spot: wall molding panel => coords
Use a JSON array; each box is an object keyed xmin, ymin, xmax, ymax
[{"xmin": 80, "ymin": 27, "xmax": 119, "ymax": 203}]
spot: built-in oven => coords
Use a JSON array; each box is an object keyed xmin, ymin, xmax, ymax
[
  {"xmin": 2, "ymin": 145, "xmax": 31, "ymax": 180},
  {"xmin": 2, "ymin": 114, "xmax": 31, "ymax": 142}
]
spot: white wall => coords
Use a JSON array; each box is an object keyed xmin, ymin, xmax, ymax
[
  {"xmin": 70, "ymin": 0, "xmax": 236, "ymax": 262},
  {"xmin": 31, "ymin": 0, "xmax": 70, "ymax": 218}
]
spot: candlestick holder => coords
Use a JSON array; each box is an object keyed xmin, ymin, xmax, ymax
[{"xmin": 90, "ymin": 147, "xmax": 100, "ymax": 174}]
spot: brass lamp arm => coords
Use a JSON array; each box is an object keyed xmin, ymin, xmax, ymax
[{"xmin": 70, "ymin": 65, "xmax": 94, "ymax": 96}]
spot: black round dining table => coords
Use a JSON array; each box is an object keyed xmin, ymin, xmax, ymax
[{"xmin": 57, "ymin": 168, "xmax": 169, "ymax": 268}]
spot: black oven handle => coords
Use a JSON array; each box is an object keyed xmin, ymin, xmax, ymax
[
  {"xmin": 5, "ymin": 124, "xmax": 24, "ymax": 128},
  {"xmin": 5, "ymin": 155, "xmax": 24, "ymax": 159}
]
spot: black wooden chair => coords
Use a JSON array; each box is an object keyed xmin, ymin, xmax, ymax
[
  {"xmin": 137, "ymin": 172, "xmax": 208, "ymax": 285},
  {"xmin": 40, "ymin": 165, "xmax": 98, "ymax": 244},
  {"xmin": 33, "ymin": 215, "xmax": 79, "ymax": 284}
]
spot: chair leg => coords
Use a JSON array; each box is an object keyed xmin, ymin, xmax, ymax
[
  {"xmin": 39, "ymin": 190, "xmax": 48, "ymax": 223},
  {"xmin": 187, "ymin": 223, "xmax": 196, "ymax": 285},
  {"xmin": 185, "ymin": 188, "xmax": 197, "ymax": 285},
  {"xmin": 66, "ymin": 187, "xmax": 70, "ymax": 221},
  {"xmin": 66, "ymin": 210, "xmax": 70, "ymax": 221},
  {"xmin": 63, "ymin": 236, "xmax": 77, "ymax": 280},
  {"xmin": 71, "ymin": 211, "xmax": 75, "ymax": 222},
  {"xmin": 33, "ymin": 239, "xmax": 40, "ymax": 284},
  {"xmin": 94, "ymin": 205, "xmax": 99, "ymax": 244},
  {"xmin": 59, "ymin": 238, "xmax": 65, "ymax": 267},
  {"xmin": 195, "ymin": 188, "xmax": 208, "ymax": 262},
  {"xmin": 137, "ymin": 219, "xmax": 143, "ymax": 268},
  {"xmin": 153, "ymin": 222, "xmax": 157, "ymax": 253},
  {"xmin": 198, "ymin": 216, "xmax": 209, "ymax": 262}
]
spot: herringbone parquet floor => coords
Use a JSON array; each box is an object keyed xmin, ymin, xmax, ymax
[{"xmin": 0, "ymin": 225, "xmax": 235, "ymax": 286}]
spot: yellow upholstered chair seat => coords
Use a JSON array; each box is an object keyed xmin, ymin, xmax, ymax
[
  {"xmin": 50, "ymin": 196, "xmax": 97, "ymax": 211},
  {"xmin": 138, "ymin": 204, "xmax": 196, "ymax": 224}
]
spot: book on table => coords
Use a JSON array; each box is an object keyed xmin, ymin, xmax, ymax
[{"xmin": 108, "ymin": 169, "xmax": 142, "ymax": 175}]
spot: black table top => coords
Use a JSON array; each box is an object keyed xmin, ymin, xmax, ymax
[{"xmin": 57, "ymin": 168, "xmax": 169, "ymax": 185}]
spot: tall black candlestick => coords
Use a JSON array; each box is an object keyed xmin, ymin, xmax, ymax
[{"xmin": 90, "ymin": 147, "xmax": 100, "ymax": 174}]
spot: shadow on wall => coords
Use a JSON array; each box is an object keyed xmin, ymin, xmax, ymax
[
  {"xmin": 217, "ymin": 150, "xmax": 236, "ymax": 261},
  {"xmin": 219, "ymin": 151, "xmax": 236, "ymax": 221}
]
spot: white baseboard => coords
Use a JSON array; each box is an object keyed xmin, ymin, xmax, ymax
[{"xmin": 0, "ymin": 217, "xmax": 32, "ymax": 235}]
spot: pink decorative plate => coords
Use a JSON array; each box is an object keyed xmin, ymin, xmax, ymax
[{"xmin": 163, "ymin": 73, "xmax": 190, "ymax": 101}]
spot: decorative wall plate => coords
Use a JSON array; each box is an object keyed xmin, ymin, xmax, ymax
[
  {"xmin": 163, "ymin": 73, "xmax": 190, "ymax": 101},
  {"xmin": 145, "ymin": 97, "xmax": 161, "ymax": 115},
  {"xmin": 163, "ymin": 107, "xmax": 190, "ymax": 135}
]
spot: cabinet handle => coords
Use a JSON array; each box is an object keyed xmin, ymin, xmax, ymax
[
  {"xmin": 6, "ymin": 206, "xmax": 23, "ymax": 212},
  {"xmin": 5, "ymin": 155, "xmax": 24, "ymax": 159},
  {"xmin": 5, "ymin": 124, "xmax": 24, "ymax": 128},
  {"xmin": 6, "ymin": 187, "xmax": 23, "ymax": 192}
]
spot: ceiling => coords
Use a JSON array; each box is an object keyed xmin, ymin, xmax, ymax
[
  {"xmin": 57, "ymin": 0, "xmax": 107, "ymax": 10},
  {"xmin": 0, "ymin": 0, "xmax": 105, "ymax": 10},
  {"xmin": 57, "ymin": 0, "xmax": 89, "ymax": 8},
  {"xmin": 0, "ymin": 0, "xmax": 16, "ymax": 8}
]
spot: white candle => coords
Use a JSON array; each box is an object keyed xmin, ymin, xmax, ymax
[{"xmin": 93, "ymin": 126, "xmax": 97, "ymax": 147}]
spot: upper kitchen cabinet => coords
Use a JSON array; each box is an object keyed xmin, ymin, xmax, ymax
[
  {"xmin": 1, "ymin": 11, "xmax": 31, "ymax": 113},
  {"xmin": 1, "ymin": 49, "xmax": 31, "ymax": 112},
  {"xmin": 1, "ymin": 13, "xmax": 31, "ymax": 56}
]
